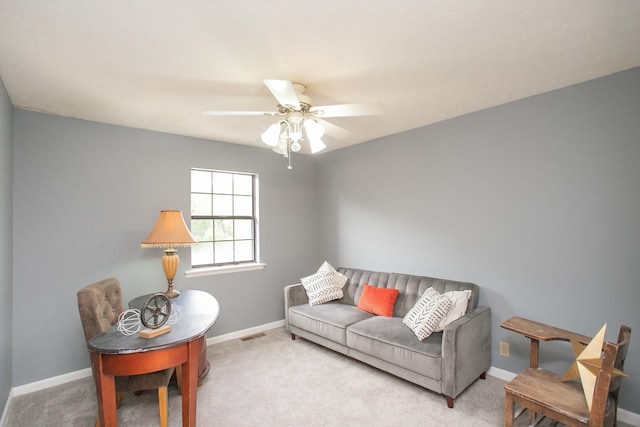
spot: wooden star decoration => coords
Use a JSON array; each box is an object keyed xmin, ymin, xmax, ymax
[{"xmin": 561, "ymin": 324, "xmax": 627, "ymax": 411}]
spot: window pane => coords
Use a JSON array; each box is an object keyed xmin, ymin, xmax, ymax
[
  {"xmin": 234, "ymin": 219, "xmax": 253, "ymax": 240},
  {"xmin": 234, "ymin": 174, "xmax": 253, "ymax": 195},
  {"xmin": 213, "ymin": 194, "xmax": 232, "ymax": 216},
  {"xmin": 191, "ymin": 170, "xmax": 212, "ymax": 193},
  {"xmin": 215, "ymin": 241, "xmax": 233, "ymax": 263},
  {"xmin": 192, "ymin": 242, "xmax": 213, "ymax": 266},
  {"xmin": 214, "ymin": 219, "xmax": 233, "ymax": 241},
  {"xmin": 191, "ymin": 194, "xmax": 212, "ymax": 216},
  {"xmin": 234, "ymin": 195, "xmax": 253, "ymax": 216},
  {"xmin": 191, "ymin": 219, "xmax": 213, "ymax": 242},
  {"xmin": 212, "ymin": 172, "xmax": 232, "ymax": 194},
  {"xmin": 191, "ymin": 168, "xmax": 257, "ymax": 268},
  {"xmin": 235, "ymin": 240, "xmax": 253, "ymax": 262}
]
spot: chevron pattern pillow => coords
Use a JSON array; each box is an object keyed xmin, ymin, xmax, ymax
[
  {"xmin": 403, "ymin": 288, "xmax": 452, "ymax": 340},
  {"xmin": 316, "ymin": 261, "xmax": 348, "ymax": 288},
  {"xmin": 301, "ymin": 269, "xmax": 344, "ymax": 306}
]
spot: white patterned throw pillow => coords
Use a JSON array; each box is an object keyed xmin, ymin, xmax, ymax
[
  {"xmin": 300, "ymin": 262, "xmax": 345, "ymax": 305},
  {"xmin": 316, "ymin": 261, "xmax": 348, "ymax": 288},
  {"xmin": 435, "ymin": 289, "xmax": 472, "ymax": 332},
  {"xmin": 403, "ymin": 288, "xmax": 452, "ymax": 340}
]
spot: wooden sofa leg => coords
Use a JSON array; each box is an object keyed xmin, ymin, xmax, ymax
[
  {"xmin": 443, "ymin": 373, "xmax": 484, "ymax": 409},
  {"xmin": 290, "ymin": 333, "xmax": 296, "ymax": 340}
]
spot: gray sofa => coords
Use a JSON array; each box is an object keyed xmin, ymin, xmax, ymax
[{"xmin": 284, "ymin": 267, "xmax": 491, "ymax": 408}]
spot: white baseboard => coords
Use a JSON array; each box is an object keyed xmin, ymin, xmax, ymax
[
  {"xmin": 206, "ymin": 319, "xmax": 285, "ymax": 345},
  {"xmin": 0, "ymin": 389, "xmax": 13, "ymax": 427},
  {"xmin": 4, "ymin": 320, "xmax": 638, "ymax": 427},
  {"xmin": 12, "ymin": 368, "xmax": 93, "ymax": 397},
  {"xmin": 9, "ymin": 320, "xmax": 286, "ymax": 397},
  {"xmin": 1, "ymin": 320, "xmax": 287, "ymax": 427},
  {"xmin": 618, "ymin": 408, "xmax": 640, "ymax": 426},
  {"xmin": 487, "ymin": 366, "xmax": 515, "ymax": 382}
]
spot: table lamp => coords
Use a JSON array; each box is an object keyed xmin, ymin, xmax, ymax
[{"xmin": 141, "ymin": 209, "xmax": 198, "ymax": 297}]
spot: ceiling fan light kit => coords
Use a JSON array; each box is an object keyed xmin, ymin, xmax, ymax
[{"xmin": 203, "ymin": 79, "xmax": 384, "ymax": 169}]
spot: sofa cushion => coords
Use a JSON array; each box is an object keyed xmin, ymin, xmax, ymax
[
  {"xmin": 289, "ymin": 302, "xmax": 373, "ymax": 345},
  {"xmin": 347, "ymin": 316, "xmax": 443, "ymax": 380},
  {"xmin": 403, "ymin": 288, "xmax": 452, "ymax": 340},
  {"xmin": 356, "ymin": 284, "xmax": 399, "ymax": 317}
]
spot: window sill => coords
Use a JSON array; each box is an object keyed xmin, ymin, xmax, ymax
[{"xmin": 185, "ymin": 263, "xmax": 266, "ymax": 278}]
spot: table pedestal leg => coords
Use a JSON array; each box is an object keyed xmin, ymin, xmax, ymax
[
  {"xmin": 181, "ymin": 336, "xmax": 204, "ymax": 427},
  {"xmin": 90, "ymin": 352, "xmax": 117, "ymax": 427}
]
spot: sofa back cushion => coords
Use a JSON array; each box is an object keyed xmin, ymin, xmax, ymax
[{"xmin": 337, "ymin": 267, "xmax": 479, "ymax": 318}]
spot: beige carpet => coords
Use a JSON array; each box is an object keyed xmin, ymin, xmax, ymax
[{"xmin": 4, "ymin": 327, "xmax": 632, "ymax": 426}]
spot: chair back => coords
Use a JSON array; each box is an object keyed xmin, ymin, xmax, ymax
[
  {"xmin": 588, "ymin": 341, "xmax": 619, "ymax": 427},
  {"xmin": 77, "ymin": 278, "xmax": 125, "ymax": 342},
  {"xmin": 605, "ymin": 325, "xmax": 631, "ymax": 426},
  {"xmin": 610, "ymin": 325, "xmax": 631, "ymax": 398}
]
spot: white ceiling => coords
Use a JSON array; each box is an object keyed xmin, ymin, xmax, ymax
[{"xmin": 1, "ymin": 1, "xmax": 639, "ymax": 153}]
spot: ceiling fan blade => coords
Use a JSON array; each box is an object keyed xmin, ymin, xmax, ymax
[
  {"xmin": 310, "ymin": 102, "xmax": 384, "ymax": 118},
  {"xmin": 317, "ymin": 118, "xmax": 351, "ymax": 140},
  {"xmin": 263, "ymin": 80, "xmax": 301, "ymax": 109},
  {"xmin": 202, "ymin": 110, "xmax": 280, "ymax": 116}
]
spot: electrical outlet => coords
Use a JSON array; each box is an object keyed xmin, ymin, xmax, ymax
[{"xmin": 499, "ymin": 341, "xmax": 510, "ymax": 357}]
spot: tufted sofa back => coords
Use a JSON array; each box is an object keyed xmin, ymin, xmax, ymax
[
  {"xmin": 77, "ymin": 277, "xmax": 125, "ymax": 342},
  {"xmin": 337, "ymin": 267, "xmax": 479, "ymax": 318}
]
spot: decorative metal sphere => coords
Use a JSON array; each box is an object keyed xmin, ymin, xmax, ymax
[{"xmin": 117, "ymin": 309, "xmax": 142, "ymax": 336}]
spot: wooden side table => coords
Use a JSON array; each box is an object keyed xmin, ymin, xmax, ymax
[
  {"xmin": 500, "ymin": 316, "xmax": 592, "ymax": 369},
  {"xmin": 130, "ymin": 292, "xmax": 212, "ymax": 386},
  {"xmin": 89, "ymin": 290, "xmax": 220, "ymax": 426}
]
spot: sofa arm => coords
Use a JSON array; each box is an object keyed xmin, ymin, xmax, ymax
[
  {"xmin": 284, "ymin": 283, "xmax": 308, "ymax": 331},
  {"xmin": 441, "ymin": 306, "xmax": 491, "ymax": 401}
]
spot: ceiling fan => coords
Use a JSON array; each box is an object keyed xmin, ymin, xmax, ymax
[{"xmin": 202, "ymin": 79, "xmax": 384, "ymax": 168}]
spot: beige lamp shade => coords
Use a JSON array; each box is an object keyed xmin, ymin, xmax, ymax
[
  {"xmin": 141, "ymin": 210, "xmax": 197, "ymax": 298},
  {"xmin": 141, "ymin": 210, "xmax": 197, "ymax": 248}
]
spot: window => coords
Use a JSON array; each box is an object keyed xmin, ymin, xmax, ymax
[{"xmin": 190, "ymin": 169, "xmax": 258, "ymax": 268}]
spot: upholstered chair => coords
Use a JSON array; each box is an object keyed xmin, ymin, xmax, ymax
[{"xmin": 77, "ymin": 277, "xmax": 174, "ymax": 427}]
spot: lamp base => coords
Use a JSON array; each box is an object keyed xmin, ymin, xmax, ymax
[
  {"xmin": 162, "ymin": 249, "xmax": 180, "ymax": 298},
  {"xmin": 164, "ymin": 283, "xmax": 180, "ymax": 298}
]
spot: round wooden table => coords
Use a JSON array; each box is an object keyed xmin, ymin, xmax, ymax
[{"xmin": 88, "ymin": 290, "xmax": 220, "ymax": 426}]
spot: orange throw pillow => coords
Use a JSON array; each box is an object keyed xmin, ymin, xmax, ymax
[{"xmin": 357, "ymin": 284, "xmax": 400, "ymax": 317}]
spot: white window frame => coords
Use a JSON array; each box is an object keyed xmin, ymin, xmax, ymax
[{"xmin": 185, "ymin": 168, "xmax": 265, "ymax": 278}]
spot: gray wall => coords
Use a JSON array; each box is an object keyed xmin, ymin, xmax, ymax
[
  {"xmin": 0, "ymin": 78, "xmax": 14, "ymax": 413},
  {"xmin": 12, "ymin": 111, "xmax": 318, "ymax": 386},
  {"xmin": 6, "ymin": 67, "xmax": 640, "ymax": 416},
  {"xmin": 316, "ymin": 67, "xmax": 640, "ymax": 413}
]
